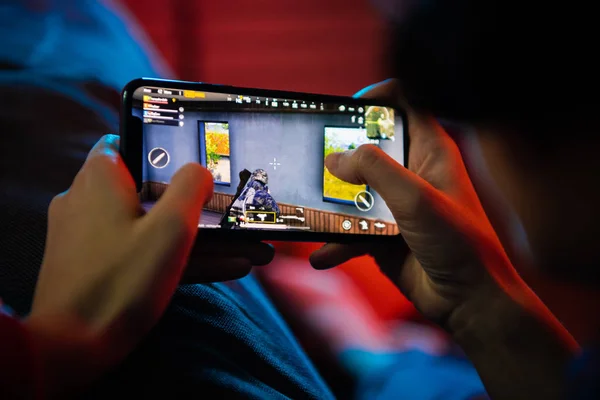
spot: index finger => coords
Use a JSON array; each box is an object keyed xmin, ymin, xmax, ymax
[
  {"xmin": 73, "ymin": 134, "xmax": 135, "ymax": 185},
  {"xmin": 76, "ymin": 134, "xmax": 123, "ymax": 179},
  {"xmin": 86, "ymin": 134, "xmax": 120, "ymax": 162},
  {"xmin": 353, "ymin": 79, "xmax": 401, "ymax": 101},
  {"xmin": 354, "ymin": 80, "xmax": 448, "ymax": 144},
  {"xmin": 78, "ymin": 134, "xmax": 124, "ymax": 179},
  {"xmin": 69, "ymin": 134, "xmax": 139, "ymax": 216}
]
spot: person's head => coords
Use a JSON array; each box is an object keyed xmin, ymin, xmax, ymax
[
  {"xmin": 251, "ymin": 169, "xmax": 269, "ymax": 185},
  {"xmin": 386, "ymin": 0, "xmax": 600, "ymax": 282}
]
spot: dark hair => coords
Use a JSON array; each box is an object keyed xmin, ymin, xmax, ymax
[{"xmin": 391, "ymin": 0, "xmax": 599, "ymax": 134}]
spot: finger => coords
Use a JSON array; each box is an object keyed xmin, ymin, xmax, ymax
[
  {"xmin": 325, "ymin": 144, "xmax": 430, "ymax": 219},
  {"xmin": 72, "ymin": 134, "xmax": 121, "ymax": 184},
  {"xmin": 354, "ymin": 80, "xmax": 417, "ymax": 133},
  {"xmin": 69, "ymin": 134, "xmax": 139, "ymax": 217},
  {"xmin": 309, "ymin": 243, "xmax": 371, "ymax": 270},
  {"xmin": 188, "ymin": 241, "xmax": 275, "ymax": 267},
  {"xmin": 143, "ymin": 163, "xmax": 213, "ymax": 235},
  {"xmin": 310, "ymin": 239, "xmax": 409, "ymax": 272},
  {"xmin": 76, "ymin": 134, "xmax": 121, "ymax": 178},
  {"xmin": 353, "ymin": 79, "xmax": 400, "ymax": 101},
  {"xmin": 85, "ymin": 134, "xmax": 120, "ymax": 163},
  {"xmin": 180, "ymin": 257, "xmax": 253, "ymax": 284},
  {"xmin": 138, "ymin": 164, "xmax": 213, "ymax": 275},
  {"xmin": 354, "ymin": 81, "xmax": 450, "ymax": 145}
]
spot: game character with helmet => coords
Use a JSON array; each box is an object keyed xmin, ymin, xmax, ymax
[{"xmin": 226, "ymin": 168, "xmax": 280, "ymax": 228}]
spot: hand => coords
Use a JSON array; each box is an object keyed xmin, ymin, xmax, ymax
[
  {"xmin": 25, "ymin": 135, "xmax": 271, "ymax": 395},
  {"xmin": 311, "ymin": 82, "xmax": 578, "ymax": 400},
  {"xmin": 311, "ymin": 80, "xmax": 527, "ymax": 326},
  {"xmin": 182, "ymin": 240, "xmax": 274, "ymax": 283}
]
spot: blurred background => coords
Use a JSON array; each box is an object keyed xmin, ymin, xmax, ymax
[{"xmin": 122, "ymin": 0, "xmax": 387, "ymax": 95}]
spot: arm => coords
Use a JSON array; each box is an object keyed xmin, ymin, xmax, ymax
[
  {"xmin": 448, "ymin": 279, "xmax": 579, "ymax": 400},
  {"xmin": 23, "ymin": 314, "xmax": 118, "ymax": 399},
  {"xmin": 0, "ymin": 311, "xmax": 116, "ymax": 399},
  {"xmin": 312, "ymin": 80, "xmax": 580, "ymax": 399},
  {"xmin": 0, "ymin": 313, "xmax": 42, "ymax": 399}
]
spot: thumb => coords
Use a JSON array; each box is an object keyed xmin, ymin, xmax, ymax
[
  {"xmin": 326, "ymin": 144, "xmax": 489, "ymax": 283},
  {"xmin": 145, "ymin": 163, "xmax": 214, "ymax": 231},
  {"xmin": 136, "ymin": 163, "xmax": 214, "ymax": 273},
  {"xmin": 325, "ymin": 144, "xmax": 433, "ymax": 222}
]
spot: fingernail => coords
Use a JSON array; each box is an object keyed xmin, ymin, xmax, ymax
[{"xmin": 103, "ymin": 134, "xmax": 121, "ymax": 152}]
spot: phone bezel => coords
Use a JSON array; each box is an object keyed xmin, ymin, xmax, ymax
[{"xmin": 120, "ymin": 78, "xmax": 409, "ymax": 243}]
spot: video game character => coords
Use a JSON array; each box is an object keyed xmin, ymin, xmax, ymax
[
  {"xmin": 221, "ymin": 169, "xmax": 281, "ymax": 228},
  {"xmin": 231, "ymin": 169, "xmax": 280, "ymax": 216}
]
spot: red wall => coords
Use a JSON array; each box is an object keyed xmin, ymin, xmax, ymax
[{"xmin": 122, "ymin": 0, "xmax": 387, "ymax": 95}]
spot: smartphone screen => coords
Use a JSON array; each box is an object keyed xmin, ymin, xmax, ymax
[{"xmin": 131, "ymin": 84, "xmax": 405, "ymax": 236}]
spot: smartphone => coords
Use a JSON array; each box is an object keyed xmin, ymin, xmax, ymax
[{"xmin": 120, "ymin": 78, "xmax": 408, "ymax": 242}]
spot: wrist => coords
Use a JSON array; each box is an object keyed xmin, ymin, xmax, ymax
[
  {"xmin": 445, "ymin": 279, "xmax": 579, "ymax": 399},
  {"xmin": 447, "ymin": 278, "xmax": 579, "ymax": 354},
  {"xmin": 446, "ymin": 281, "xmax": 521, "ymax": 349}
]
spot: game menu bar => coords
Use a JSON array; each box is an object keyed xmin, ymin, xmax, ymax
[
  {"xmin": 141, "ymin": 88, "xmax": 185, "ymax": 127},
  {"xmin": 135, "ymin": 86, "xmax": 370, "ymax": 128}
]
